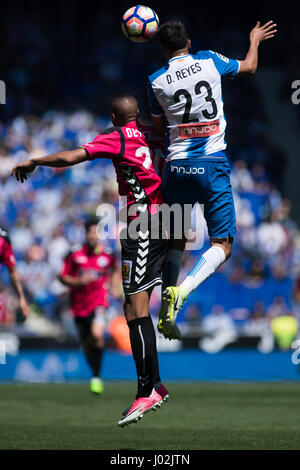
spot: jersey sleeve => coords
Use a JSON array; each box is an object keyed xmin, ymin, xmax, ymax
[
  {"xmin": 205, "ymin": 50, "xmax": 240, "ymax": 77},
  {"xmin": 80, "ymin": 128, "xmax": 122, "ymax": 160},
  {"xmin": 147, "ymin": 79, "xmax": 164, "ymax": 116},
  {"xmin": 2, "ymin": 239, "xmax": 16, "ymax": 269}
]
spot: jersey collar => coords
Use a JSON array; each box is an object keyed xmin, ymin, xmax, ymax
[
  {"xmin": 168, "ymin": 54, "xmax": 190, "ymax": 63},
  {"xmin": 84, "ymin": 243, "xmax": 102, "ymax": 255},
  {"xmin": 125, "ymin": 120, "xmax": 137, "ymax": 128}
]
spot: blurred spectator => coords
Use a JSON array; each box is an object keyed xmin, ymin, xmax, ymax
[
  {"xmin": 271, "ymin": 315, "xmax": 299, "ymax": 350},
  {"xmin": 185, "ymin": 304, "xmax": 202, "ymax": 328},
  {"xmin": 243, "ymin": 301, "xmax": 274, "ymax": 353},
  {"xmin": 200, "ymin": 305, "xmax": 237, "ymax": 353},
  {"xmin": 257, "ymin": 213, "xmax": 288, "ymax": 257}
]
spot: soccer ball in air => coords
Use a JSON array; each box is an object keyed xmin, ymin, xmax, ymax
[{"xmin": 121, "ymin": 5, "xmax": 159, "ymax": 43}]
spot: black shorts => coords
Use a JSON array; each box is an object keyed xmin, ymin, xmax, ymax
[
  {"xmin": 120, "ymin": 213, "xmax": 168, "ymax": 295},
  {"xmin": 74, "ymin": 307, "xmax": 107, "ymax": 342}
]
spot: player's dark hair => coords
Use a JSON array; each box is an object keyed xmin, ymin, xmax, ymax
[
  {"xmin": 84, "ymin": 216, "xmax": 100, "ymax": 232},
  {"xmin": 110, "ymin": 94, "xmax": 137, "ymax": 115},
  {"xmin": 158, "ymin": 21, "xmax": 189, "ymax": 53}
]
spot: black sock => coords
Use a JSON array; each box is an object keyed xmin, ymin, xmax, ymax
[
  {"xmin": 128, "ymin": 316, "xmax": 160, "ymax": 398},
  {"xmin": 84, "ymin": 346, "xmax": 103, "ymax": 377},
  {"xmin": 148, "ymin": 316, "xmax": 161, "ymax": 386}
]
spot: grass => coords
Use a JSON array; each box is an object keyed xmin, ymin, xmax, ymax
[{"xmin": 0, "ymin": 382, "xmax": 300, "ymax": 450}]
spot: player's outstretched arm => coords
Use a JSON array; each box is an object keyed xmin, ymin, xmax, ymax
[
  {"xmin": 238, "ymin": 20, "xmax": 277, "ymax": 75},
  {"xmin": 8, "ymin": 265, "xmax": 30, "ymax": 319},
  {"xmin": 11, "ymin": 148, "xmax": 88, "ymax": 183}
]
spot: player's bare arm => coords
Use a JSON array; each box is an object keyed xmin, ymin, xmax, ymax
[
  {"xmin": 58, "ymin": 273, "xmax": 94, "ymax": 288},
  {"xmin": 11, "ymin": 148, "xmax": 88, "ymax": 183},
  {"xmin": 109, "ymin": 267, "xmax": 123, "ymax": 298},
  {"xmin": 8, "ymin": 265, "xmax": 30, "ymax": 318},
  {"xmin": 238, "ymin": 20, "xmax": 277, "ymax": 75}
]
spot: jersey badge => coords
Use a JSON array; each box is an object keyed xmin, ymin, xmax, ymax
[
  {"xmin": 216, "ymin": 52, "xmax": 229, "ymax": 63},
  {"xmin": 122, "ymin": 260, "xmax": 132, "ymax": 284}
]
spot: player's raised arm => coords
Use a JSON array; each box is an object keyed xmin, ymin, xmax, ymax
[
  {"xmin": 147, "ymin": 78, "xmax": 166, "ymax": 137},
  {"xmin": 11, "ymin": 148, "xmax": 88, "ymax": 183},
  {"xmin": 238, "ymin": 20, "xmax": 277, "ymax": 75}
]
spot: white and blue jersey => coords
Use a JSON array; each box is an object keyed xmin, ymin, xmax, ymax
[{"xmin": 148, "ymin": 50, "xmax": 240, "ymax": 161}]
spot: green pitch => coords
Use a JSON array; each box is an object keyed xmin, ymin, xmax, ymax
[{"xmin": 0, "ymin": 382, "xmax": 300, "ymax": 450}]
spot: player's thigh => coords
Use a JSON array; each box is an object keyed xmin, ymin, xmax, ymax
[
  {"xmin": 162, "ymin": 160, "xmax": 203, "ymax": 206},
  {"xmin": 162, "ymin": 161, "xmax": 205, "ymax": 239},
  {"xmin": 123, "ymin": 287, "xmax": 154, "ymax": 322},
  {"xmin": 120, "ymin": 216, "xmax": 168, "ymax": 297},
  {"xmin": 204, "ymin": 162, "xmax": 236, "ymax": 239},
  {"xmin": 91, "ymin": 307, "xmax": 107, "ymax": 339}
]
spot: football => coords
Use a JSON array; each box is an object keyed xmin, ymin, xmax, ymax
[{"xmin": 121, "ymin": 5, "xmax": 159, "ymax": 43}]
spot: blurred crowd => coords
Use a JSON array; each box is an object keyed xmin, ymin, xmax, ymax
[
  {"xmin": 0, "ymin": 106, "xmax": 299, "ymax": 349},
  {"xmin": 0, "ymin": 4, "xmax": 300, "ymax": 349}
]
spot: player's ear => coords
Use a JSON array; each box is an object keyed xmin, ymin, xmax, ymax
[
  {"xmin": 187, "ymin": 39, "xmax": 191, "ymax": 50},
  {"xmin": 111, "ymin": 112, "xmax": 116, "ymax": 124}
]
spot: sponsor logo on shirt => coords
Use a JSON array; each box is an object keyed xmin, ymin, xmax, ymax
[
  {"xmin": 171, "ymin": 166, "xmax": 205, "ymax": 175},
  {"xmin": 178, "ymin": 120, "xmax": 220, "ymax": 139},
  {"xmin": 97, "ymin": 256, "xmax": 109, "ymax": 268}
]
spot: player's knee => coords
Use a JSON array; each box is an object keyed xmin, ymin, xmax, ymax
[
  {"xmin": 123, "ymin": 299, "xmax": 148, "ymax": 322},
  {"xmin": 91, "ymin": 327, "xmax": 104, "ymax": 347},
  {"xmin": 123, "ymin": 301, "xmax": 138, "ymax": 321},
  {"xmin": 123, "ymin": 301, "xmax": 132, "ymax": 321}
]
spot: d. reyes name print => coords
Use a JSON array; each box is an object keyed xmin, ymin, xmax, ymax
[{"xmin": 166, "ymin": 62, "xmax": 202, "ymax": 84}]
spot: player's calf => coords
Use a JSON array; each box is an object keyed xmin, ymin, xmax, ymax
[{"xmin": 210, "ymin": 236, "xmax": 233, "ymax": 260}]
